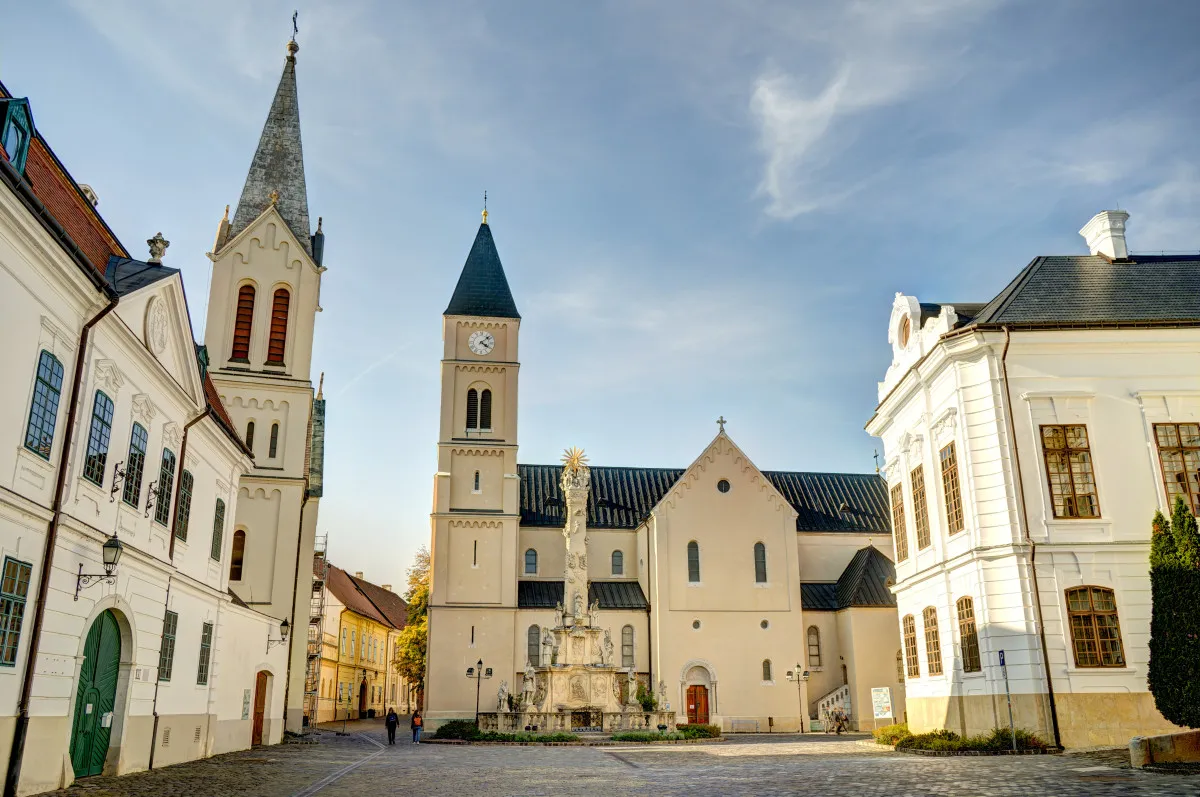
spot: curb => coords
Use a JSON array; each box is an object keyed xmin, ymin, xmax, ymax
[
  {"xmin": 896, "ymin": 747, "xmax": 1061, "ymax": 757},
  {"xmin": 422, "ymin": 736, "xmax": 725, "ymax": 747}
]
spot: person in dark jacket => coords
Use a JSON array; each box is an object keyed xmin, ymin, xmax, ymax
[
  {"xmin": 385, "ymin": 708, "xmax": 399, "ymax": 744},
  {"xmin": 411, "ymin": 710, "xmax": 423, "ymax": 743}
]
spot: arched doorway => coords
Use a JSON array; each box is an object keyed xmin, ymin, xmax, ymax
[
  {"xmin": 683, "ymin": 664, "xmax": 713, "ymax": 725},
  {"xmin": 358, "ymin": 678, "xmax": 368, "ymax": 718},
  {"xmin": 70, "ymin": 611, "xmax": 121, "ymax": 778},
  {"xmin": 251, "ymin": 671, "xmax": 270, "ymax": 746}
]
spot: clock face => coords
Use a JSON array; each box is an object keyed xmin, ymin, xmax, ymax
[{"xmin": 468, "ymin": 330, "xmax": 495, "ymax": 356}]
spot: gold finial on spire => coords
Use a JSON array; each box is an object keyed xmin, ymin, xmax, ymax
[
  {"xmin": 561, "ymin": 447, "xmax": 589, "ymax": 473},
  {"xmin": 269, "ymin": 189, "xmax": 280, "ymax": 205},
  {"xmin": 481, "ymin": 190, "xmax": 488, "ymax": 225},
  {"xmin": 317, "ymin": 371, "xmax": 324, "ymax": 400}
]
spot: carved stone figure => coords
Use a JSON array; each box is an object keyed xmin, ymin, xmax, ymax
[
  {"xmin": 573, "ymin": 591, "xmax": 584, "ymax": 620},
  {"xmin": 496, "ymin": 680, "xmax": 508, "ymax": 711},
  {"xmin": 542, "ymin": 627, "xmax": 554, "ymax": 660},
  {"xmin": 522, "ymin": 663, "xmax": 536, "ymax": 701},
  {"xmin": 555, "ymin": 602, "xmax": 565, "ymax": 625},
  {"xmin": 588, "ymin": 599, "xmax": 600, "ymax": 626},
  {"xmin": 626, "ymin": 670, "xmax": 639, "ymax": 706},
  {"xmin": 658, "ymin": 680, "xmax": 668, "ymax": 704},
  {"xmin": 569, "ymin": 675, "xmax": 587, "ymax": 703},
  {"xmin": 603, "ymin": 629, "xmax": 615, "ymax": 665},
  {"xmin": 534, "ymin": 673, "xmax": 548, "ymax": 708}
]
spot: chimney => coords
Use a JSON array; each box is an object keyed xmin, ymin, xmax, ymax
[
  {"xmin": 354, "ymin": 571, "xmax": 364, "ymax": 580},
  {"xmin": 381, "ymin": 584, "xmax": 392, "ymax": 593},
  {"xmin": 1079, "ymin": 210, "xmax": 1130, "ymax": 260}
]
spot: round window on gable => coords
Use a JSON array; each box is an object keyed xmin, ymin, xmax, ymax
[
  {"xmin": 692, "ymin": 620, "xmax": 701, "ymax": 630},
  {"xmin": 760, "ymin": 620, "xmax": 769, "ymax": 630},
  {"xmin": 898, "ymin": 315, "xmax": 912, "ymax": 348},
  {"xmin": 717, "ymin": 479, "xmax": 731, "ymax": 493}
]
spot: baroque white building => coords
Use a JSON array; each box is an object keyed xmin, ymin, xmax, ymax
[
  {"xmin": 0, "ymin": 38, "xmax": 325, "ymax": 795},
  {"xmin": 866, "ymin": 210, "xmax": 1197, "ymax": 748}
]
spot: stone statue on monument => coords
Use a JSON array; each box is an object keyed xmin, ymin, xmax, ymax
[
  {"xmin": 603, "ymin": 629, "xmax": 614, "ymax": 665},
  {"xmin": 497, "ymin": 680, "xmax": 508, "ymax": 711}
]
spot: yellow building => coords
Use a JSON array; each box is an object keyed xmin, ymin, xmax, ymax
[{"xmin": 314, "ymin": 565, "xmax": 409, "ymax": 722}]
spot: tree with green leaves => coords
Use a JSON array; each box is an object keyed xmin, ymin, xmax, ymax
[
  {"xmin": 394, "ymin": 546, "xmax": 430, "ymax": 708},
  {"xmin": 1147, "ymin": 496, "xmax": 1200, "ymax": 729}
]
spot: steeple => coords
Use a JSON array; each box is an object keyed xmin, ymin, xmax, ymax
[
  {"xmin": 229, "ymin": 40, "xmax": 312, "ymax": 254},
  {"xmin": 444, "ymin": 221, "xmax": 521, "ymax": 318}
]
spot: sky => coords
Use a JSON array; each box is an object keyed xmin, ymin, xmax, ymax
[{"xmin": 4, "ymin": 0, "xmax": 1199, "ymax": 589}]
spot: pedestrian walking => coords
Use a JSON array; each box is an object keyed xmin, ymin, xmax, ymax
[
  {"xmin": 411, "ymin": 709, "xmax": 423, "ymax": 743},
  {"xmin": 385, "ymin": 707, "xmax": 399, "ymax": 745}
]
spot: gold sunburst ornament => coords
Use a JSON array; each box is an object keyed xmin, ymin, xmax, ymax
[{"xmin": 561, "ymin": 447, "xmax": 589, "ymax": 472}]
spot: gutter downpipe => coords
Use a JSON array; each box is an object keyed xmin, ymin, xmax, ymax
[
  {"xmin": 281, "ymin": 487, "xmax": 310, "ymax": 733},
  {"xmin": 147, "ymin": 575, "xmax": 173, "ymax": 770},
  {"xmin": 5, "ymin": 290, "xmax": 119, "ymax": 797},
  {"xmin": 1000, "ymin": 326, "xmax": 1062, "ymax": 749},
  {"xmin": 167, "ymin": 408, "xmax": 212, "ymax": 561},
  {"xmin": 644, "ymin": 519, "xmax": 654, "ymax": 707}
]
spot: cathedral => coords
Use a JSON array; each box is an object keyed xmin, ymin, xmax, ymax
[{"xmin": 425, "ymin": 217, "xmax": 905, "ymax": 732}]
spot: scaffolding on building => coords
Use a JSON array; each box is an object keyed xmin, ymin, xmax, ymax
[{"xmin": 303, "ymin": 534, "xmax": 328, "ymax": 725}]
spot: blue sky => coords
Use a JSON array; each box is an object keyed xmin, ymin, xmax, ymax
[{"xmin": 5, "ymin": 0, "xmax": 1199, "ymax": 588}]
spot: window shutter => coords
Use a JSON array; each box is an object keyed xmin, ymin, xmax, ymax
[
  {"xmin": 231, "ymin": 286, "xmax": 255, "ymax": 361},
  {"xmin": 266, "ymin": 288, "xmax": 290, "ymax": 365}
]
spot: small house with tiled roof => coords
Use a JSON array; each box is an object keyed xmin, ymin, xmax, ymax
[
  {"xmin": 868, "ymin": 210, "xmax": 1200, "ymax": 749},
  {"xmin": 424, "ymin": 215, "xmax": 904, "ymax": 733}
]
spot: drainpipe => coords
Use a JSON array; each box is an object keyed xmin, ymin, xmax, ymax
[
  {"xmin": 167, "ymin": 408, "xmax": 211, "ymax": 561},
  {"xmin": 147, "ymin": 575, "xmax": 173, "ymax": 769},
  {"xmin": 1000, "ymin": 326, "xmax": 1062, "ymax": 749},
  {"xmin": 5, "ymin": 290, "xmax": 119, "ymax": 797},
  {"xmin": 644, "ymin": 522, "xmax": 654, "ymax": 703},
  {"xmin": 280, "ymin": 488, "xmax": 310, "ymax": 734}
]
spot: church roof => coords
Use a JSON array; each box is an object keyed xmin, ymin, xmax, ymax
[
  {"xmin": 801, "ymin": 545, "xmax": 896, "ymax": 611},
  {"xmin": 229, "ymin": 44, "xmax": 311, "ymax": 254},
  {"xmin": 518, "ymin": 465, "xmax": 890, "ymax": 533},
  {"xmin": 517, "ymin": 580, "xmax": 649, "ymax": 610},
  {"xmin": 104, "ymin": 255, "xmax": 178, "ymax": 296},
  {"xmin": 444, "ymin": 222, "xmax": 520, "ymax": 318}
]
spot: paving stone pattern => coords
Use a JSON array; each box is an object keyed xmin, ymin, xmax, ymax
[{"xmin": 43, "ymin": 724, "xmax": 1200, "ymax": 797}]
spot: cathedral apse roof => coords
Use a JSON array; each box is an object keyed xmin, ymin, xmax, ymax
[
  {"xmin": 801, "ymin": 545, "xmax": 896, "ymax": 611},
  {"xmin": 518, "ymin": 465, "xmax": 890, "ymax": 534}
]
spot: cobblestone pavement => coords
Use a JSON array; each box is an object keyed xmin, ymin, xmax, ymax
[{"xmin": 44, "ymin": 724, "xmax": 1200, "ymax": 797}]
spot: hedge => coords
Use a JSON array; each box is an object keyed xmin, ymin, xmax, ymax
[{"xmin": 894, "ymin": 728, "xmax": 1048, "ymax": 752}]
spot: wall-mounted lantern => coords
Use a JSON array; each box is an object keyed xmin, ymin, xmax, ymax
[
  {"xmin": 267, "ymin": 618, "xmax": 290, "ymax": 652},
  {"xmin": 74, "ymin": 535, "xmax": 124, "ymax": 601}
]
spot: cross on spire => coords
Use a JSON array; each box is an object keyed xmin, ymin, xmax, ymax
[
  {"xmin": 482, "ymin": 190, "xmax": 488, "ymax": 225},
  {"xmin": 717, "ymin": 416, "xmax": 727, "ymax": 433},
  {"xmin": 291, "ymin": 10, "xmax": 299, "ymax": 42}
]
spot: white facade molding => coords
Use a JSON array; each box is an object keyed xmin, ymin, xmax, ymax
[
  {"xmin": 131, "ymin": 393, "xmax": 157, "ymax": 427},
  {"xmin": 94, "ymin": 359, "xmax": 125, "ymax": 397}
]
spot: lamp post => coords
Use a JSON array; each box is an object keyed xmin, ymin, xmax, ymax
[
  {"xmin": 74, "ymin": 535, "xmax": 124, "ymax": 601},
  {"xmin": 786, "ymin": 664, "xmax": 810, "ymax": 733},
  {"xmin": 465, "ymin": 659, "xmax": 492, "ymax": 725}
]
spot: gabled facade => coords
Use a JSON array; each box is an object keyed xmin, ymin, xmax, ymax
[
  {"xmin": 867, "ymin": 210, "xmax": 1198, "ymax": 748},
  {"xmin": 425, "ymin": 216, "xmax": 902, "ymax": 732}
]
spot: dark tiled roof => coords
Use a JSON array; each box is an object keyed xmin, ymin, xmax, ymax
[
  {"xmin": 203, "ymin": 371, "xmax": 251, "ymax": 457},
  {"xmin": 919, "ymin": 302, "xmax": 987, "ymax": 328},
  {"xmin": 327, "ymin": 564, "xmax": 410, "ymax": 628},
  {"xmin": 519, "ymin": 464, "xmax": 890, "ymax": 534},
  {"xmin": 230, "ymin": 49, "xmax": 311, "ymax": 252},
  {"xmin": 964, "ymin": 255, "xmax": 1200, "ymax": 328},
  {"xmin": 518, "ymin": 580, "xmax": 564, "ymax": 609},
  {"xmin": 834, "ymin": 546, "xmax": 897, "ymax": 608},
  {"xmin": 349, "ymin": 574, "xmax": 408, "ymax": 629},
  {"xmin": 444, "ymin": 223, "xmax": 520, "ymax": 318},
  {"xmin": 104, "ymin": 256, "xmax": 179, "ymax": 296},
  {"xmin": 800, "ymin": 583, "xmax": 838, "ymax": 611},
  {"xmin": 588, "ymin": 581, "xmax": 649, "ymax": 610},
  {"xmin": 517, "ymin": 580, "xmax": 649, "ymax": 610}
]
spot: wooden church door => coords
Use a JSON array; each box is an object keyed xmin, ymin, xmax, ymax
[
  {"xmin": 252, "ymin": 671, "xmax": 268, "ymax": 745},
  {"xmin": 686, "ymin": 685, "xmax": 709, "ymax": 724},
  {"xmin": 70, "ymin": 611, "xmax": 121, "ymax": 778}
]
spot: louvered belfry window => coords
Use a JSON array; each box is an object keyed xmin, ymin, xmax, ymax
[
  {"xmin": 466, "ymin": 388, "xmax": 479, "ymax": 430},
  {"xmin": 479, "ymin": 389, "xmax": 493, "ymax": 429},
  {"xmin": 266, "ymin": 288, "xmax": 289, "ymax": 365},
  {"xmin": 231, "ymin": 285, "xmax": 255, "ymax": 361}
]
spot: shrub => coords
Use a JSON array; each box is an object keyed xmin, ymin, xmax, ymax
[
  {"xmin": 677, "ymin": 724, "xmax": 721, "ymax": 739},
  {"xmin": 895, "ymin": 728, "xmax": 1049, "ymax": 752},
  {"xmin": 635, "ymin": 682, "xmax": 659, "ymax": 712},
  {"xmin": 1148, "ymin": 498, "xmax": 1200, "ymax": 729},
  {"xmin": 432, "ymin": 719, "xmax": 481, "ymax": 740},
  {"xmin": 872, "ymin": 722, "xmax": 911, "ymax": 745},
  {"xmin": 611, "ymin": 731, "xmax": 683, "ymax": 742},
  {"xmin": 431, "ymin": 722, "xmax": 579, "ymax": 743}
]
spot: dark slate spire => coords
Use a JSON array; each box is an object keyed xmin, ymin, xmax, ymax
[
  {"xmin": 230, "ymin": 40, "xmax": 312, "ymax": 254},
  {"xmin": 444, "ymin": 219, "xmax": 521, "ymax": 318}
]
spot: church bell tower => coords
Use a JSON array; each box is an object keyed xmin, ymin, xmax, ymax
[{"xmin": 426, "ymin": 208, "xmax": 522, "ymax": 722}]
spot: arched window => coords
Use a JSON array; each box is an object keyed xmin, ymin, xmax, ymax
[
  {"xmin": 473, "ymin": 470, "xmax": 480, "ymax": 492},
  {"xmin": 266, "ymin": 288, "xmax": 290, "ymax": 365},
  {"xmin": 807, "ymin": 626, "xmax": 821, "ymax": 667},
  {"xmin": 524, "ymin": 548, "xmax": 537, "ymax": 575},
  {"xmin": 762, "ymin": 659, "xmax": 773, "ymax": 682},
  {"xmin": 621, "ymin": 625, "xmax": 634, "ymax": 668},
  {"xmin": 956, "ymin": 597, "xmax": 981, "ymax": 673},
  {"xmin": 83, "ymin": 390, "xmax": 115, "ymax": 485},
  {"xmin": 753, "ymin": 542, "xmax": 767, "ymax": 583},
  {"xmin": 154, "ymin": 449, "xmax": 176, "ymax": 526},
  {"xmin": 210, "ymin": 499, "xmax": 225, "ymax": 561},
  {"xmin": 527, "ymin": 625, "xmax": 540, "ymax": 665},
  {"xmin": 841, "ymin": 663, "xmax": 848, "ymax": 685},
  {"xmin": 923, "ymin": 606, "xmax": 943, "ymax": 676},
  {"xmin": 466, "ymin": 388, "xmax": 479, "ymax": 430},
  {"xmin": 687, "ymin": 541, "xmax": 700, "ymax": 583},
  {"xmin": 611, "ymin": 550, "xmax": 623, "ymax": 576},
  {"xmin": 902, "ymin": 615, "xmax": 919, "ymax": 678},
  {"xmin": 174, "ymin": 470, "xmax": 194, "ymax": 541},
  {"xmin": 123, "ymin": 423, "xmax": 149, "ymax": 507},
  {"xmin": 245, "ymin": 421, "xmax": 255, "ymax": 453},
  {"xmin": 269, "ymin": 422, "xmax": 280, "ymax": 458},
  {"xmin": 24, "ymin": 350, "xmax": 64, "ymax": 459},
  {"xmin": 230, "ymin": 529, "xmax": 246, "ymax": 581},
  {"xmin": 898, "ymin": 315, "xmax": 911, "ymax": 347},
  {"xmin": 480, "ymin": 389, "xmax": 493, "ymax": 429},
  {"xmin": 231, "ymin": 284, "xmax": 255, "ymax": 362}
]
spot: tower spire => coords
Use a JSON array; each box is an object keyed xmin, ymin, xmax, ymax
[{"xmin": 229, "ymin": 35, "xmax": 312, "ymax": 253}]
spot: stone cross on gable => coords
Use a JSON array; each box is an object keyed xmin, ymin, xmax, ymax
[{"xmin": 717, "ymin": 416, "xmax": 727, "ymax": 433}]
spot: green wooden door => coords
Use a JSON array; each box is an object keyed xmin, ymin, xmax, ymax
[{"xmin": 70, "ymin": 611, "xmax": 121, "ymax": 778}]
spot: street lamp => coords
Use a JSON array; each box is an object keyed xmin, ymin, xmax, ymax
[
  {"xmin": 266, "ymin": 618, "xmax": 290, "ymax": 652},
  {"xmin": 75, "ymin": 535, "xmax": 124, "ymax": 601},
  {"xmin": 465, "ymin": 659, "xmax": 492, "ymax": 724},
  {"xmin": 786, "ymin": 665, "xmax": 810, "ymax": 733}
]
